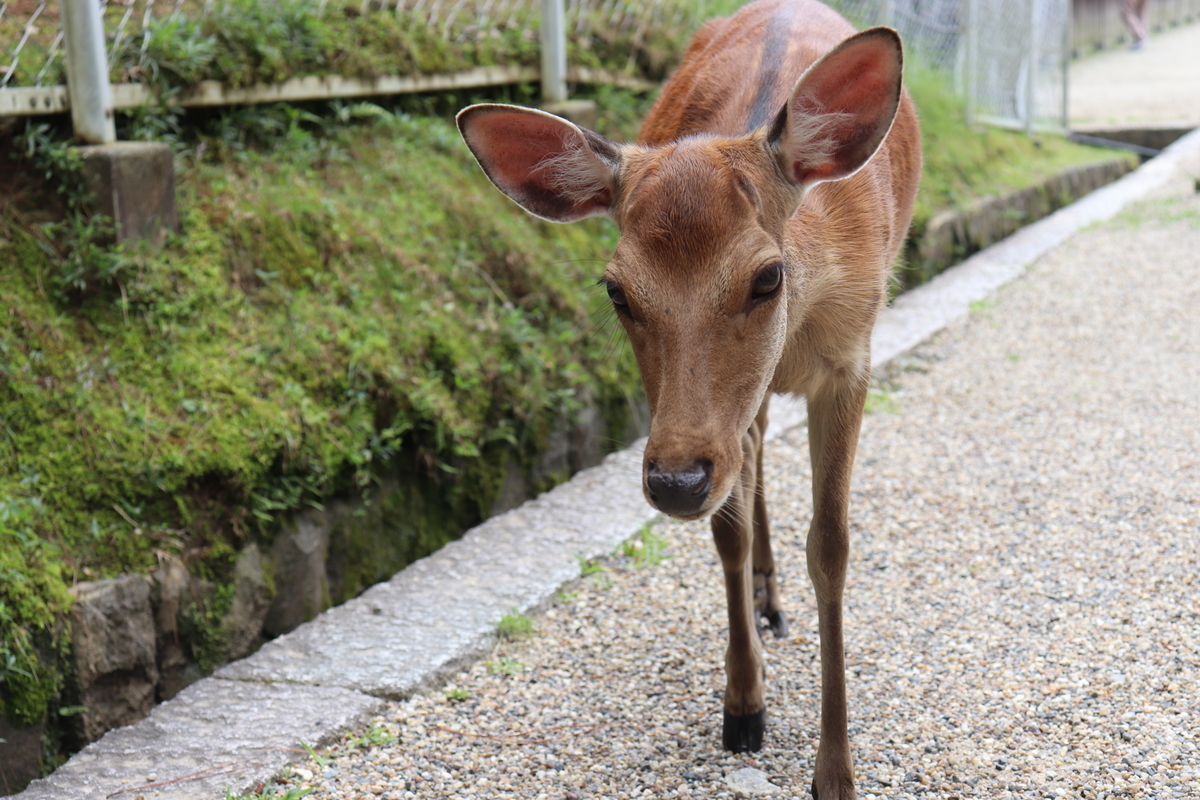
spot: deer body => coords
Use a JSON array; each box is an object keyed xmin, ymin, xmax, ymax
[{"xmin": 457, "ymin": 1, "xmax": 920, "ymax": 796}]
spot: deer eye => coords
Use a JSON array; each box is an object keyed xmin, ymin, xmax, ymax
[
  {"xmin": 751, "ymin": 263, "xmax": 783, "ymax": 301},
  {"xmin": 605, "ymin": 280, "xmax": 629, "ymax": 309}
]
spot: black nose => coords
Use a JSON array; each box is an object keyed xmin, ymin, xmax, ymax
[{"xmin": 646, "ymin": 460, "xmax": 712, "ymax": 517}]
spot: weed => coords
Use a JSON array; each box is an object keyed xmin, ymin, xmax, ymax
[
  {"xmin": 486, "ymin": 655, "xmax": 525, "ymax": 675},
  {"xmin": 864, "ymin": 388, "xmax": 901, "ymax": 415},
  {"xmin": 621, "ymin": 525, "xmax": 668, "ymax": 568},
  {"xmin": 224, "ymin": 784, "xmax": 313, "ymax": 800},
  {"xmin": 298, "ymin": 741, "xmax": 329, "ymax": 769},
  {"xmin": 346, "ymin": 723, "xmax": 398, "ymax": 749},
  {"xmin": 497, "ymin": 610, "xmax": 535, "ymax": 642},
  {"xmin": 444, "ymin": 687, "xmax": 471, "ymax": 702},
  {"xmin": 575, "ymin": 554, "xmax": 605, "ymax": 577}
]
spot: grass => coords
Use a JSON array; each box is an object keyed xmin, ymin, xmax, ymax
[
  {"xmin": 575, "ymin": 553, "xmax": 606, "ymax": 576},
  {"xmin": 444, "ymin": 686, "xmax": 471, "ymax": 702},
  {"xmin": 620, "ymin": 524, "xmax": 669, "ymax": 569},
  {"xmin": 486, "ymin": 655, "xmax": 526, "ymax": 675},
  {"xmin": 497, "ymin": 610, "xmax": 536, "ymax": 642},
  {"xmin": 0, "ymin": 0, "xmax": 704, "ymax": 90},
  {"xmin": 224, "ymin": 786, "xmax": 312, "ymax": 800},
  {"xmin": 0, "ymin": 100, "xmax": 644, "ymax": 737},
  {"xmin": 864, "ymin": 387, "xmax": 901, "ymax": 416},
  {"xmin": 344, "ymin": 723, "xmax": 398, "ymax": 749}
]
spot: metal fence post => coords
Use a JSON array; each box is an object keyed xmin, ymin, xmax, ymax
[
  {"xmin": 964, "ymin": 0, "xmax": 977, "ymax": 128},
  {"xmin": 61, "ymin": 0, "xmax": 116, "ymax": 143},
  {"xmin": 1026, "ymin": 0, "xmax": 1039, "ymax": 135},
  {"xmin": 541, "ymin": 0, "xmax": 568, "ymax": 105}
]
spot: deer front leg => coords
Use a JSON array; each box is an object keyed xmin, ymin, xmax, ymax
[
  {"xmin": 751, "ymin": 402, "xmax": 789, "ymax": 640},
  {"xmin": 806, "ymin": 376, "xmax": 868, "ymax": 800},
  {"xmin": 712, "ymin": 419, "xmax": 768, "ymax": 753}
]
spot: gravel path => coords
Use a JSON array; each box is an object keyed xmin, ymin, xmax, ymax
[{"xmin": 277, "ymin": 153, "xmax": 1200, "ymax": 799}]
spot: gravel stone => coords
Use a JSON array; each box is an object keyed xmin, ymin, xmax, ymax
[{"xmin": 274, "ymin": 143, "xmax": 1200, "ymax": 800}]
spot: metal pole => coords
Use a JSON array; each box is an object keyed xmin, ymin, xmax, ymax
[
  {"xmin": 540, "ymin": 0, "xmax": 568, "ymax": 104},
  {"xmin": 61, "ymin": 0, "xmax": 116, "ymax": 143},
  {"xmin": 1027, "ymin": 0, "xmax": 1039, "ymax": 135},
  {"xmin": 1062, "ymin": 0, "xmax": 1071, "ymax": 133},
  {"xmin": 964, "ymin": 0, "xmax": 977, "ymax": 127}
]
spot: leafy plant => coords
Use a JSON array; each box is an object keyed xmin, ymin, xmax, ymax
[
  {"xmin": 621, "ymin": 524, "xmax": 668, "ymax": 568},
  {"xmin": 444, "ymin": 687, "xmax": 471, "ymax": 702},
  {"xmin": 14, "ymin": 122, "xmax": 136, "ymax": 300},
  {"xmin": 864, "ymin": 388, "xmax": 901, "ymax": 415},
  {"xmin": 298, "ymin": 741, "xmax": 330, "ymax": 769},
  {"xmin": 486, "ymin": 656, "xmax": 525, "ymax": 675},
  {"xmin": 0, "ymin": 492, "xmax": 73, "ymax": 727},
  {"xmin": 345, "ymin": 723, "xmax": 397, "ymax": 749},
  {"xmin": 224, "ymin": 785, "xmax": 313, "ymax": 800},
  {"xmin": 497, "ymin": 610, "xmax": 535, "ymax": 642},
  {"xmin": 575, "ymin": 554, "xmax": 605, "ymax": 577}
]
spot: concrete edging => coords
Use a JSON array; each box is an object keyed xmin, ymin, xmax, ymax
[{"xmin": 13, "ymin": 126, "xmax": 1200, "ymax": 800}]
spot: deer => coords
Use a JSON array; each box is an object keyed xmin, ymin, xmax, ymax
[{"xmin": 456, "ymin": 0, "xmax": 921, "ymax": 796}]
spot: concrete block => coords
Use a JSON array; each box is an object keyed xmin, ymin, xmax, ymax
[
  {"xmin": 12, "ymin": 679, "xmax": 384, "ymax": 800},
  {"xmin": 217, "ymin": 443, "xmax": 658, "ymax": 698},
  {"xmin": 0, "ymin": 716, "xmax": 44, "ymax": 795},
  {"xmin": 263, "ymin": 512, "xmax": 331, "ymax": 638},
  {"xmin": 78, "ymin": 141, "xmax": 178, "ymax": 245},
  {"xmin": 70, "ymin": 575, "xmax": 160, "ymax": 743}
]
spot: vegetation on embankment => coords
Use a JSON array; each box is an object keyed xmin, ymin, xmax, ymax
[
  {"xmin": 0, "ymin": 96, "xmax": 643, "ymax": 739},
  {"xmin": 0, "ymin": 0, "xmax": 702, "ymax": 90}
]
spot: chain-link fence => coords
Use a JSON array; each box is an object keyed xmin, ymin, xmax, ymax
[
  {"xmin": 0, "ymin": 0, "xmax": 697, "ymax": 91},
  {"xmin": 1, "ymin": 0, "xmax": 63, "ymax": 90},
  {"xmin": 9, "ymin": 0, "xmax": 1179, "ymax": 134},
  {"xmin": 829, "ymin": 0, "xmax": 1069, "ymax": 132}
]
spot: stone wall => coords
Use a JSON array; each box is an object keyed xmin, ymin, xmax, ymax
[
  {"xmin": 902, "ymin": 158, "xmax": 1136, "ymax": 291},
  {"xmin": 0, "ymin": 388, "xmax": 646, "ymax": 793}
]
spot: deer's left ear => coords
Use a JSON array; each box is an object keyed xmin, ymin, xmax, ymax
[
  {"xmin": 769, "ymin": 27, "xmax": 903, "ymax": 188},
  {"xmin": 457, "ymin": 103, "xmax": 623, "ymax": 223}
]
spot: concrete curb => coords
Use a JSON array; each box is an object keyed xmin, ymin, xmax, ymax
[{"xmin": 13, "ymin": 126, "xmax": 1199, "ymax": 800}]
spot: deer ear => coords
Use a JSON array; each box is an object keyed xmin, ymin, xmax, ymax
[
  {"xmin": 769, "ymin": 27, "xmax": 903, "ymax": 188},
  {"xmin": 456, "ymin": 104, "xmax": 622, "ymax": 222}
]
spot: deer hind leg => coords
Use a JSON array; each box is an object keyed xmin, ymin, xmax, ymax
[
  {"xmin": 805, "ymin": 374, "xmax": 869, "ymax": 800},
  {"xmin": 712, "ymin": 416, "xmax": 769, "ymax": 753},
  {"xmin": 750, "ymin": 401, "xmax": 789, "ymax": 640}
]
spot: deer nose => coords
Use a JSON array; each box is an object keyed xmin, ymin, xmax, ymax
[{"xmin": 646, "ymin": 460, "xmax": 712, "ymax": 517}]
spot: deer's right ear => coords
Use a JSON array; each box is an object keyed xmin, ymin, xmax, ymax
[{"xmin": 456, "ymin": 104, "xmax": 622, "ymax": 223}]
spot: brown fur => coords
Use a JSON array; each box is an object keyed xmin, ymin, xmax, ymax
[
  {"xmin": 619, "ymin": 7, "xmax": 919, "ymax": 795},
  {"xmin": 456, "ymin": 1, "xmax": 921, "ymax": 795}
]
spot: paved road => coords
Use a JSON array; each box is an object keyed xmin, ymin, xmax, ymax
[{"xmin": 1070, "ymin": 20, "xmax": 1200, "ymax": 130}]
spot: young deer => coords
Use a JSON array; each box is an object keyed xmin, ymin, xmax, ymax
[{"xmin": 457, "ymin": 0, "xmax": 920, "ymax": 796}]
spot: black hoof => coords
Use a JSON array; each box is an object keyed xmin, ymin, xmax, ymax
[
  {"xmin": 765, "ymin": 608, "xmax": 789, "ymax": 639},
  {"xmin": 811, "ymin": 778, "xmax": 818, "ymax": 800},
  {"xmin": 722, "ymin": 708, "xmax": 766, "ymax": 753},
  {"xmin": 755, "ymin": 608, "xmax": 789, "ymax": 640}
]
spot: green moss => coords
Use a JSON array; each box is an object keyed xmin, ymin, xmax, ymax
[
  {"xmin": 0, "ymin": 495, "xmax": 72, "ymax": 726},
  {"xmin": 0, "ymin": 107, "xmax": 640, "ymax": 730},
  {"xmin": 184, "ymin": 582, "xmax": 236, "ymax": 674}
]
